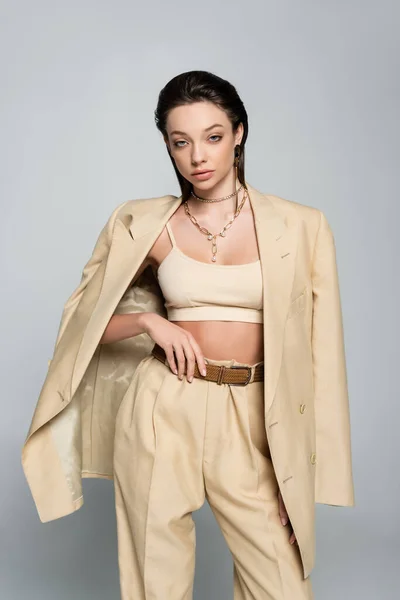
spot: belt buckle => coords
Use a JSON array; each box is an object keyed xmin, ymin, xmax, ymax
[{"xmin": 229, "ymin": 365, "xmax": 252, "ymax": 386}]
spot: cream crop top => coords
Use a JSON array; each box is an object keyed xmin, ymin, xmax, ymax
[{"xmin": 156, "ymin": 221, "xmax": 263, "ymax": 323}]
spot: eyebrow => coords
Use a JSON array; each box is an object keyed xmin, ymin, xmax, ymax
[{"xmin": 170, "ymin": 123, "xmax": 225, "ymax": 136}]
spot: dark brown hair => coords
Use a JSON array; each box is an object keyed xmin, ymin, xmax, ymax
[{"xmin": 154, "ymin": 70, "xmax": 249, "ymax": 202}]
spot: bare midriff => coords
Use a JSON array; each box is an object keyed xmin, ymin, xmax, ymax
[{"xmin": 170, "ymin": 320, "xmax": 264, "ymax": 364}]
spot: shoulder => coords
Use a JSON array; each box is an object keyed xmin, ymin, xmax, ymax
[
  {"xmin": 101, "ymin": 194, "xmax": 179, "ymax": 236},
  {"xmin": 265, "ymin": 192, "xmax": 321, "ymax": 222},
  {"xmin": 114, "ymin": 194, "xmax": 178, "ymax": 219},
  {"xmin": 264, "ymin": 192, "xmax": 328, "ymax": 239}
]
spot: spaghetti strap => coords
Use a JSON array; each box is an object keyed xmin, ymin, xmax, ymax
[{"xmin": 165, "ymin": 221, "xmax": 177, "ymax": 248}]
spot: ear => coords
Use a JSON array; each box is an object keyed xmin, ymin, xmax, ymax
[{"xmin": 234, "ymin": 122, "xmax": 244, "ymax": 145}]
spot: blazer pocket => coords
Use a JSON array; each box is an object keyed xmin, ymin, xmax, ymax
[{"xmin": 287, "ymin": 288, "xmax": 307, "ymax": 319}]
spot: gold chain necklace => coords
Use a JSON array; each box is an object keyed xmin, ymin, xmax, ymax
[
  {"xmin": 183, "ymin": 187, "xmax": 249, "ymax": 263},
  {"xmin": 190, "ymin": 183, "xmax": 244, "ymax": 203}
]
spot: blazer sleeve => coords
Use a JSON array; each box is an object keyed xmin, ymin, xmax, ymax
[
  {"xmin": 52, "ymin": 201, "xmax": 129, "ymax": 351},
  {"xmin": 311, "ymin": 210, "xmax": 355, "ymax": 507}
]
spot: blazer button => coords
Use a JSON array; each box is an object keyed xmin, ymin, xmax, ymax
[
  {"xmin": 299, "ymin": 403, "xmax": 306, "ymax": 414},
  {"xmin": 310, "ymin": 452, "xmax": 316, "ymax": 465}
]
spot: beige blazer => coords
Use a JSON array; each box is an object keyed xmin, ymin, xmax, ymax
[{"xmin": 21, "ymin": 181, "xmax": 355, "ymax": 579}]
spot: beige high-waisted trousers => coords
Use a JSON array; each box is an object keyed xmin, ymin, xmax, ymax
[{"xmin": 113, "ymin": 351, "xmax": 314, "ymax": 600}]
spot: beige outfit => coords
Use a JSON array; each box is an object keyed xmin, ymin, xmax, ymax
[
  {"xmin": 21, "ymin": 182, "xmax": 355, "ymax": 587},
  {"xmin": 114, "ymin": 352, "xmax": 313, "ymax": 599}
]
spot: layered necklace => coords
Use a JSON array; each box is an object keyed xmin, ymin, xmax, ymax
[{"xmin": 183, "ymin": 184, "xmax": 249, "ymax": 263}]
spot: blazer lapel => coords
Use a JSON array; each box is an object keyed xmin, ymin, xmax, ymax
[{"xmin": 246, "ymin": 183, "xmax": 298, "ymax": 413}]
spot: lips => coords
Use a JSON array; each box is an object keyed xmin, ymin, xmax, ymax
[{"xmin": 192, "ymin": 170, "xmax": 213, "ymax": 175}]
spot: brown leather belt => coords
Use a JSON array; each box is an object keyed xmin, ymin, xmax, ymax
[{"xmin": 151, "ymin": 343, "xmax": 264, "ymax": 386}]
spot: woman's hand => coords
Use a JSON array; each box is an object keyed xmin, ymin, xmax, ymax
[
  {"xmin": 141, "ymin": 313, "xmax": 207, "ymax": 382},
  {"xmin": 278, "ymin": 490, "xmax": 297, "ymax": 545}
]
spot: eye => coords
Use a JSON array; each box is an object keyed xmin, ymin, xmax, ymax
[{"xmin": 173, "ymin": 135, "xmax": 222, "ymax": 148}]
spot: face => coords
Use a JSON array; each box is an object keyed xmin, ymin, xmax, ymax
[{"xmin": 164, "ymin": 101, "xmax": 243, "ymax": 189}]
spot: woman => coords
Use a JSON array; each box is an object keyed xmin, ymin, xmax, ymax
[{"xmin": 21, "ymin": 71, "xmax": 355, "ymax": 600}]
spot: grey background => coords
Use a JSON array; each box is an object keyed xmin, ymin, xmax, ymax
[{"xmin": 1, "ymin": 0, "xmax": 399, "ymax": 598}]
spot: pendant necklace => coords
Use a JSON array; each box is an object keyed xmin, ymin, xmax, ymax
[{"xmin": 184, "ymin": 186, "xmax": 249, "ymax": 263}]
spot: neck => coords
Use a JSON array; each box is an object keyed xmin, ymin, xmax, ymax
[{"xmin": 188, "ymin": 176, "xmax": 247, "ymax": 219}]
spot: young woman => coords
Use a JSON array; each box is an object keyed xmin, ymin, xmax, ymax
[{"xmin": 22, "ymin": 70, "xmax": 355, "ymax": 600}]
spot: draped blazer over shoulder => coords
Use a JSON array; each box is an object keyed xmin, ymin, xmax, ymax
[{"xmin": 21, "ymin": 182, "xmax": 355, "ymax": 579}]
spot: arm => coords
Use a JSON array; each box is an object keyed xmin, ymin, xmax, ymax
[
  {"xmin": 99, "ymin": 312, "xmax": 149, "ymax": 344},
  {"xmin": 98, "ymin": 256, "xmax": 157, "ymax": 344},
  {"xmin": 311, "ymin": 210, "xmax": 355, "ymax": 506}
]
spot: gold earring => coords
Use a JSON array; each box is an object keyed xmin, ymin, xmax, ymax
[
  {"xmin": 234, "ymin": 144, "xmax": 240, "ymax": 163},
  {"xmin": 234, "ymin": 144, "xmax": 241, "ymax": 210},
  {"xmin": 234, "ymin": 144, "xmax": 241, "ymax": 174}
]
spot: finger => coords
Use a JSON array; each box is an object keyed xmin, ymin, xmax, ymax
[
  {"xmin": 181, "ymin": 339, "xmax": 196, "ymax": 382},
  {"xmin": 174, "ymin": 345, "xmax": 186, "ymax": 380},
  {"xmin": 289, "ymin": 531, "xmax": 297, "ymax": 545},
  {"xmin": 164, "ymin": 343, "xmax": 178, "ymax": 375},
  {"xmin": 187, "ymin": 336, "xmax": 207, "ymax": 377}
]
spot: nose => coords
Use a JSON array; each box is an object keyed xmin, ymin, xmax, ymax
[{"xmin": 191, "ymin": 142, "xmax": 208, "ymax": 166}]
